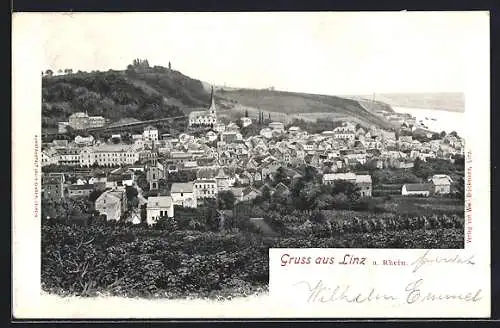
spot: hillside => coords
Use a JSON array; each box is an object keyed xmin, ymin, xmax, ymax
[
  {"xmin": 216, "ymin": 88, "xmax": 395, "ymax": 128},
  {"xmin": 351, "ymin": 93, "xmax": 465, "ymax": 112},
  {"xmin": 41, "ymin": 67, "xmax": 208, "ymax": 128},
  {"xmin": 42, "ymin": 64, "xmax": 396, "ymax": 130}
]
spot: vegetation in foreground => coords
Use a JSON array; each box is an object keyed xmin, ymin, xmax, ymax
[{"xmin": 42, "ymin": 210, "xmax": 464, "ymax": 299}]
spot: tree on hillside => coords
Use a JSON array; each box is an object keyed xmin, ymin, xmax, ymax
[
  {"xmin": 455, "ymin": 176, "xmax": 465, "ymax": 201},
  {"xmin": 245, "ymin": 109, "xmax": 248, "ymax": 118},
  {"xmin": 274, "ymin": 167, "xmax": 288, "ymax": 186},
  {"xmin": 304, "ymin": 165, "xmax": 318, "ymax": 182},
  {"xmin": 330, "ymin": 180, "xmax": 361, "ymax": 202},
  {"xmin": 125, "ymin": 186, "xmax": 138, "ymax": 202},
  {"xmin": 45, "ymin": 69, "xmax": 53, "ymax": 77},
  {"xmin": 217, "ymin": 190, "xmax": 236, "ymax": 210}
]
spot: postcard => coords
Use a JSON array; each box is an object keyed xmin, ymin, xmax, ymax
[{"xmin": 12, "ymin": 11, "xmax": 490, "ymax": 318}]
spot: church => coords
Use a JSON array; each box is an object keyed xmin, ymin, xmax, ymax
[{"xmin": 188, "ymin": 86, "xmax": 217, "ymax": 128}]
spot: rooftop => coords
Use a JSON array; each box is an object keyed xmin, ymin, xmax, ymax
[
  {"xmin": 147, "ymin": 196, "xmax": 173, "ymax": 208},
  {"xmin": 403, "ymin": 183, "xmax": 433, "ymax": 192},
  {"xmin": 170, "ymin": 182, "xmax": 194, "ymax": 193}
]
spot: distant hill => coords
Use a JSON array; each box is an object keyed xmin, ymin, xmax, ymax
[
  {"xmin": 41, "ymin": 63, "xmax": 397, "ymax": 130},
  {"xmin": 350, "ymin": 93, "xmax": 465, "ymax": 112}
]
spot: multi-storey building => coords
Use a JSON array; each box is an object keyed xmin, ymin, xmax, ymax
[
  {"xmin": 79, "ymin": 144, "xmax": 141, "ymax": 167},
  {"xmin": 68, "ymin": 112, "xmax": 105, "ymax": 130},
  {"xmin": 194, "ymin": 179, "xmax": 218, "ymax": 200},
  {"xmin": 56, "ymin": 148, "xmax": 80, "ymax": 166}
]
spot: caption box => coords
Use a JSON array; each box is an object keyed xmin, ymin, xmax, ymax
[{"xmin": 269, "ymin": 248, "xmax": 489, "ymax": 318}]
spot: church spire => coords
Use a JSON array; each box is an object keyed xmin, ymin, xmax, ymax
[{"xmin": 209, "ymin": 85, "xmax": 216, "ymax": 115}]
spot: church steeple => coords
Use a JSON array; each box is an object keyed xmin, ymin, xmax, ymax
[{"xmin": 209, "ymin": 86, "xmax": 216, "ymax": 115}]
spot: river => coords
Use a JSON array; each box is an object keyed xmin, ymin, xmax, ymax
[{"xmin": 392, "ymin": 106, "xmax": 465, "ymax": 136}]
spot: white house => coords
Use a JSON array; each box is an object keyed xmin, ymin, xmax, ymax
[
  {"xmin": 143, "ymin": 126, "xmax": 159, "ymax": 142},
  {"xmin": 268, "ymin": 122, "xmax": 285, "ymax": 133},
  {"xmin": 194, "ymin": 179, "xmax": 218, "ymax": 199},
  {"xmin": 146, "ymin": 196, "xmax": 174, "ymax": 225},
  {"xmin": 95, "ymin": 190, "xmax": 127, "ymax": 221},
  {"xmin": 74, "ymin": 135, "xmax": 95, "ymax": 146},
  {"xmin": 241, "ymin": 117, "xmax": 252, "ymax": 127},
  {"xmin": 170, "ymin": 182, "xmax": 197, "ymax": 208},
  {"xmin": 206, "ymin": 130, "xmax": 218, "ymax": 142},
  {"xmin": 431, "ymin": 174, "xmax": 453, "ymax": 194},
  {"xmin": 401, "ymin": 183, "xmax": 432, "ymax": 196},
  {"xmin": 260, "ymin": 128, "xmax": 273, "ymax": 139}
]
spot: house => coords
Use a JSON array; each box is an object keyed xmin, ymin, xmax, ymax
[
  {"xmin": 241, "ymin": 187, "xmax": 261, "ymax": 202},
  {"xmin": 170, "ymin": 152, "xmax": 193, "ymax": 164},
  {"xmin": 167, "ymin": 164, "xmax": 179, "ymax": 174},
  {"xmin": 95, "ymin": 189, "xmax": 127, "ymax": 221},
  {"xmin": 142, "ymin": 126, "xmax": 159, "ymax": 142},
  {"xmin": 214, "ymin": 122, "xmax": 226, "ymax": 133},
  {"xmin": 146, "ymin": 196, "xmax": 174, "ymax": 225},
  {"xmin": 241, "ymin": 117, "xmax": 252, "ymax": 127},
  {"xmin": 41, "ymin": 150, "xmax": 58, "ymax": 167},
  {"xmin": 355, "ymin": 175, "xmax": 373, "ymax": 197},
  {"xmin": 322, "ymin": 173, "xmax": 373, "ymax": 197},
  {"xmin": 431, "ymin": 174, "xmax": 453, "ymax": 194},
  {"xmin": 260, "ymin": 128, "xmax": 273, "ymax": 139},
  {"xmin": 88, "ymin": 173, "xmax": 107, "ymax": 190},
  {"xmin": 274, "ymin": 182, "xmax": 291, "ymax": 198},
  {"xmin": 170, "ymin": 182, "xmax": 197, "ymax": 208},
  {"xmin": 42, "ymin": 174, "xmax": 65, "ymax": 200},
  {"xmin": 215, "ymin": 168, "xmax": 234, "ymax": 191},
  {"xmin": 230, "ymin": 187, "xmax": 245, "ymax": 202},
  {"xmin": 194, "ymin": 179, "xmax": 218, "ymax": 200},
  {"xmin": 74, "ymin": 135, "xmax": 94, "ymax": 147},
  {"xmin": 259, "ymin": 183, "xmax": 276, "ymax": 196},
  {"xmin": 401, "ymin": 183, "xmax": 432, "ymax": 196},
  {"xmin": 268, "ymin": 122, "xmax": 285, "ymax": 133},
  {"xmin": 67, "ymin": 184, "xmax": 94, "ymax": 198},
  {"xmin": 333, "ymin": 123, "xmax": 356, "ymax": 140},
  {"xmin": 221, "ymin": 131, "xmax": 239, "ymax": 143},
  {"xmin": 206, "ymin": 130, "xmax": 218, "ymax": 142},
  {"xmin": 288, "ymin": 126, "xmax": 301, "ymax": 134}
]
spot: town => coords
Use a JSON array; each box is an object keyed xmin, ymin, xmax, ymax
[{"xmin": 41, "ymin": 85, "xmax": 465, "ymax": 230}]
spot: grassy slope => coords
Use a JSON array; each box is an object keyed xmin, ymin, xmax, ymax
[
  {"xmin": 217, "ymin": 88, "xmax": 395, "ymax": 128},
  {"xmin": 42, "ymin": 67, "xmax": 396, "ymax": 129}
]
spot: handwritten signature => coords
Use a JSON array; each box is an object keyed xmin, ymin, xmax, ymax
[
  {"xmin": 294, "ymin": 279, "xmax": 483, "ymax": 304},
  {"xmin": 411, "ymin": 250, "xmax": 475, "ymax": 273}
]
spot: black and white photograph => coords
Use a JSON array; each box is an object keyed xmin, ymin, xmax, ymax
[{"xmin": 34, "ymin": 12, "xmax": 470, "ymax": 301}]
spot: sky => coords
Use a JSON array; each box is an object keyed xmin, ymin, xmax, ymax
[{"xmin": 32, "ymin": 11, "xmax": 487, "ymax": 95}]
